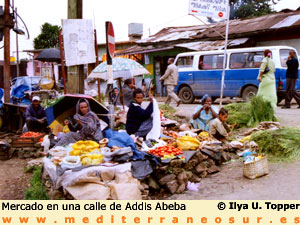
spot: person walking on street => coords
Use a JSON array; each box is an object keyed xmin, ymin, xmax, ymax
[
  {"xmin": 282, "ymin": 50, "xmax": 300, "ymax": 109},
  {"xmin": 257, "ymin": 49, "xmax": 277, "ymax": 110},
  {"xmin": 159, "ymin": 58, "xmax": 181, "ymax": 107}
]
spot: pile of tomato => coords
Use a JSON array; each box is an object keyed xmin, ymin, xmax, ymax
[
  {"xmin": 18, "ymin": 132, "xmax": 44, "ymax": 142},
  {"xmin": 148, "ymin": 145, "xmax": 182, "ymax": 157}
]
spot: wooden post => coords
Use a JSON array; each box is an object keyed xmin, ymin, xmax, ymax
[
  {"xmin": 94, "ymin": 29, "xmax": 101, "ymax": 103},
  {"xmin": 58, "ymin": 29, "xmax": 67, "ymax": 94},
  {"xmin": 67, "ymin": 0, "xmax": 84, "ymax": 94},
  {"xmin": 3, "ymin": 0, "xmax": 10, "ymax": 103},
  {"xmin": 118, "ymin": 78, "xmax": 124, "ymax": 110}
]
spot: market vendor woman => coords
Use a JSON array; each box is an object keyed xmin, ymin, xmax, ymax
[
  {"xmin": 126, "ymin": 88, "xmax": 153, "ymax": 138},
  {"xmin": 190, "ymin": 94, "xmax": 218, "ymax": 131},
  {"xmin": 55, "ymin": 99, "xmax": 103, "ymax": 146}
]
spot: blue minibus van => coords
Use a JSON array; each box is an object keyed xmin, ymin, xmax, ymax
[{"xmin": 174, "ymin": 46, "xmax": 300, "ymax": 103}]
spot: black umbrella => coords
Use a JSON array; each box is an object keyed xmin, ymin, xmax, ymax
[{"xmin": 35, "ymin": 48, "xmax": 61, "ymax": 63}]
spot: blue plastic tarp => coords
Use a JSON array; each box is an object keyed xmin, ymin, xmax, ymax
[
  {"xmin": 10, "ymin": 84, "xmax": 32, "ymax": 104},
  {"xmin": 0, "ymin": 88, "xmax": 3, "ymax": 107}
]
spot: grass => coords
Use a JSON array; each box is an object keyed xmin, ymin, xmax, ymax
[
  {"xmin": 25, "ymin": 166, "xmax": 49, "ymax": 200},
  {"xmin": 224, "ymin": 96, "xmax": 276, "ymax": 128},
  {"xmin": 250, "ymin": 128, "xmax": 300, "ymax": 161}
]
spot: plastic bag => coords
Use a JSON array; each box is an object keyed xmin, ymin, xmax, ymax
[
  {"xmin": 60, "ymin": 156, "xmax": 81, "ymax": 169},
  {"xmin": 176, "ymin": 136, "xmax": 201, "ymax": 150},
  {"xmin": 187, "ymin": 181, "xmax": 200, "ymax": 191},
  {"xmin": 146, "ymin": 98, "xmax": 161, "ymax": 140}
]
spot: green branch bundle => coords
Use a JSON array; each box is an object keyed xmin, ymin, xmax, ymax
[
  {"xmin": 250, "ymin": 128, "xmax": 300, "ymax": 161},
  {"xmin": 224, "ymin": 96, "xmax": 276, "ymax": 128}
]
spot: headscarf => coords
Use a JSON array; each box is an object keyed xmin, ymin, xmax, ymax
[
  {"xmin": 74, "ymin": 99, "xmax": 100, "ymax": 137},
  {"xmin": 201, "ymin": 94, "xmax": 211, "ymax": 105}
]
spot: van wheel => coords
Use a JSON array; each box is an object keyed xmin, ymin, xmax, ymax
[
  {"xmin": 178, "ymin": 86, "xmax": 195, "ymax": 104},
  {"xmin": 242, "ymin": 86, "xmax": 258, "ymax": 101}
]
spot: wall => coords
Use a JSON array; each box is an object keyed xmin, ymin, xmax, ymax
[{"xmin": 256, "ymin": 38, "xmax": 300, "ymax": 55}]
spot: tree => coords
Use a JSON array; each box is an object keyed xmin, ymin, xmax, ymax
[
  {"xmin": 33, "ymin": 23, "xmax": 60, "ymax": 49},
  {"xmin": 230, "ymin": 0, "xmax": 275, "ymax": 19}
]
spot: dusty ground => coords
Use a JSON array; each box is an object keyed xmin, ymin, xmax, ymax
[
  {"xmin": 166, "ymin": 100, "xmax": 300, "ymax": 200},
  {"xmin": 0, "ymin": 156, "xmax": 32, "ymax": 199},
  {"xmin": 0, "ymin": 99, "xmax": 299, "ymax": 200},
  {"xmin": 168, "ymin": 160, "xmax": 300, "ymax": 200}
]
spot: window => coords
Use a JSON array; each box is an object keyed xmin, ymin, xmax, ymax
[
  {"xmin": 280, "ymin": 49, "xmax": 291, "ymax": 68},
  {"xmin": 199, "ymin": 54, "xmax": 225, "ymax": 70},
  {"xmin": 230, "ymin": 52, "xmax": 264, "ymax": 69},
  {"xmin": 176, "ymin": 56, "xmax": 194, "ymax": 68}
]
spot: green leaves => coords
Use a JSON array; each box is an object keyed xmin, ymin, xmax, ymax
[{"xmin": 33, "ymin": 23, "xmax": 61, "ymax": 49}]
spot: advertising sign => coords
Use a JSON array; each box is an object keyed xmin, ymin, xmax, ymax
[{"xmin": 189, "ymin": 0, "xmax": 229, "ymax": 19}]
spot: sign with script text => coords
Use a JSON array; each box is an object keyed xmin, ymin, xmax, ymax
[{"xmin": 189, "ymin": 0, "xmax": 229, "ymax": 19}]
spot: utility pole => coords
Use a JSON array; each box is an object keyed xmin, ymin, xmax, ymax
[
  {"xmin": 67, "ymin": 0, "xmax": 84, "ymax": 94},
  {"xmin": 3, "ymin": 0, "xmax": 11, "ymax": 103},
  {"xmin": 15, "ymin": 7, "xmax": 19, "ymax": 77}
]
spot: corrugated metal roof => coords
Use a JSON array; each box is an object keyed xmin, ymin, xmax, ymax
[
  {"xmin": 136, "ymin": 10, "xmax": 300, "ymax": 44},
  {"xmin": 117, "ymin": 38, "xmax": 249, "ymax": 55},
  {"xmin": 175, "ymin": 38, "xmax": 249, "ymax": 51}
]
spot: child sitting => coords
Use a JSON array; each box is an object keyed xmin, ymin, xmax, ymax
[{"xmin": 209, "ymin": 108, "xmax": 231, "ymax": 141}]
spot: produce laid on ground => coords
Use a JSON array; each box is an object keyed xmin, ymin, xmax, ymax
[
  {"xmin": 225, "ymin": 96, "xmax": 276, "ymax": 128},
  {"xmin": 250, "ymin": 128, "xmax": 300, "ymax": 161},
  {"xmin": 148, "ymin": 146, "xmax": 183, "ymax": 157},
  {"xmin": 69, "ymin": 140, "xmax": 100, "ymax": 156}
]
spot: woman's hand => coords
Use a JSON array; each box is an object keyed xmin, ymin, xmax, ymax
[
  {"xmin": 258, "ymin": 76, "xmax": 262, "ymax": 83},
  {"xmin": 76, "ymin": 120, "xmax": 82, "ymax": 126}
]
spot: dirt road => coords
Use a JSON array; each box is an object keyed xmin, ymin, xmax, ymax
[{"xmin": 168, "ymin": 160, "xmax": 300, "ymax": 200}]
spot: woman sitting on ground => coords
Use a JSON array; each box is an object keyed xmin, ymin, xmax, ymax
[
  {"xmin": 190, "ymin": 94, "xmax": 218, "ymax": 131},
  {"xmin": 55, "ymin": 98, "xmax": 103, "ymax": 146},
  {"xmin": 126, "ymin": 88, "xmax": 153, "ymax": 138}
]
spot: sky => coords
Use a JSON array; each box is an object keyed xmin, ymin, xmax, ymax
[{"xmin": 0, "ymin": 0, "xmax": 299, "ymax": 60}]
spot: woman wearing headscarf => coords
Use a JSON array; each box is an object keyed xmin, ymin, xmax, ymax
[
  {"xmin": 190, "ymin": 94, "xmax": 218, "ymax": 131},
  {"xmin": 257, "ymin": 49, "xmax": 277, "ymax": 109},
  {"xmin": 55, "ymin": 99, "xmax": 103, "ymax": 146}
]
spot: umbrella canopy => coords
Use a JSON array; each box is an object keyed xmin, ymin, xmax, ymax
[
  {"xmin": 35, "ymin": 48, "xmax": 61, "ymax": 63},
  {"xmin": 45, "ymin": 94, "xmax": 108, "ymax": 130},
  {"xmin": 88, "ymin": 57, "xmax": 150, "ymax": 80}
]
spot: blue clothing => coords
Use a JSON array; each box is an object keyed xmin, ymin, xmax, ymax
[
  {"xmin": 126, "ymin": 101, "xmax": 153, "ymax": 135},
  {"xmin": 190, "ymin": 105, "xmax": 218, "ymax": 131},
  {"xmin": 25, "ymin": 104, "xmax": 47, "ymax": 122}
]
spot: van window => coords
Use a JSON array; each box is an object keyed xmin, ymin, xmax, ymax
[
  {"xmin": 280, "ymin": 49, "xmax": 291, "ymax": 67},
  {"xmin": 199, "ymin": 54, "xmax": 224, "ymax": 70},
  {"xmin": 230, "ymin": 52, "xmax": 264, "ymax": 69},
  {"xmin": 176, "ymin": 56, "xmax": 194, "ymax": 68}
]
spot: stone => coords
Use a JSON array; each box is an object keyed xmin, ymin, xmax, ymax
[
  {"xmin": 159, "ymin": 174, "xmax": 176, "ymax": 185},
  {"xmin": 221, "ymin": 151, "xmax": 231, "ymax": 162},
  {"xmin": 177, "ymin": 171, "xmax": 188, "ymax": 185},
  {"xmin": 185, "ymin": 171, "xmax": 193, "ymax": 180},
  {"xmin": 191, "ymin": 174, "xmax": 201, "ymax": 182},
  {"xmin": 170, "ymin": 159, "xmax": 182, "ymax": 167},
  {"xmin": 194, "ymin": 151, "xmax": 208, "ymax": 162},
  {"xmin": 207, "ymin": 165, "xmax": 220, "ymax": 174},
  {"xmin": 157, "ymin": 165, "xmax": 169, "ymax": 174},
  {"xmin": 176, "ymin": 183, "xmax": 186, "ymax": 194},
  {"xmin": 147, "ymin": 177, "xmax": 160, "ymax": 190},
  {"xmin": 207, "ymin": 159, "xmax": 215, "ymax": 167},
  {"xmin": 201, "ymin": 149, "xmax": 215, "ymax": 158},
  {"xmin": 166, "ymin": 180, "xmax": 178, "ymax": 194},
  {"xmin": 200, "ymin": 171, "xmax": 208, "ymax": 178},
  {"xmin": 184, "ymin": 159, "xmax": 198, "ymax": 170},
  {"xmin": 196, "ymin": 162, "xmax": 207, "ymax": 174},
  {"xmin": 17, "ymin": 151, "xmax": 24, "ymax": 159},
  {"xmin": 172, "ymin": 167, "xmax": 183, "ymax": 175},
  {"xmin": 23, "ymin": 147, "xmax": 36, "ymax": 152}
]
